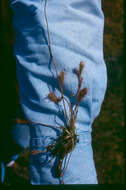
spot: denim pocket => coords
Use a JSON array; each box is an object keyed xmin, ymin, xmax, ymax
[
  {"xmin": 30, "ymin": 136, "xmax": 57, "ymax": 151},
  {"xmin": 73, "ymin": 132, "xmax": 92, "ymax": 154},
  {"xmin": 31, "ymin": 151, "xmax": 51, "ymax": 167},
  {"xmin": 30, "ymin": 136, "xmax": 55, "ymax": 168},
  {"xmin": 37, "ymin": 153, "xmax": 49, "ymax": 165}
]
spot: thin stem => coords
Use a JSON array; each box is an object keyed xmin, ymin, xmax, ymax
[
  {"xmin": 73, "ymin": 102, "xmax": 79, "ymax": 118},
  {"xmin": 15, "ymin": 118, "xmax": 63, "ymax": 130},
  {"xmin": 63, "ymin": 128, "xmax": 71, "ymax": 135},
  {"xmin": 62, "ymin": 96, "xmax": 73, "ymax": 122},
  {"xmin": 44, "ymin": 0, "xmax": 58, "ymax": 78},
  {"xmin": 62, "ymin": 141, "xmax": 74, "ymax": 177},
  {"xmin": 44, "ymin": 0, "xmax": 69, "ymax": 124}
]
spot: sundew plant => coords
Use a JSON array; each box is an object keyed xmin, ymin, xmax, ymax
[{"xmin": 15, "ymin": 0, "xmax": 88, "ymax": 184}]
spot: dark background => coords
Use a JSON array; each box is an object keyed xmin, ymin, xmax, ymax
[{"xmin": 0, "ymin": 0, "xmax": 124, "ymax": 184}]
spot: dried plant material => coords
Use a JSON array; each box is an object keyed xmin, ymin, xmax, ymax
[
  {"xmin": 78, "ymin": 77, "xmax": 83, "ymax": 92},
  {"xmin": 58, "ymin": 71, "xmax": 65, "ymax": 87},
  {"xmin": 15, "ymin": 118, "xmax": 30, "ymax": 124},
  {"xmin": 48, "ymin": 92, "xmax": 62, "ymax": 103},
  {"xmin": 78, "ymin": 61, "xmax": 84, "ymax": 78},
  {"xmin": 31, "ymin": 150, "xmax": 43, "ymax": 155},
  {"xmin": 15, "ymin": 61, "xmax": 87, "ymax": 183},
  {"xmin": 46, "ymin": 126, "xmax": 78, "ymax": 178},
  {"xmin": 77, "ymin": 88, "xmax": 87, "ymax": 103}
]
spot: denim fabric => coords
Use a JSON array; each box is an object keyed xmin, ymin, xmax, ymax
[{"xmin": 10, "ymin": 0, "xmax": 107, "ymax": 184}]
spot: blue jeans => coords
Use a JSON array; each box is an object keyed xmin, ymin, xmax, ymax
[{"xmin": 5, "ymin": 0, "xmax": 107, "ymax": 184}]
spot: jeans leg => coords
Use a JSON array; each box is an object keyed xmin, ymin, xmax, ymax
[{"xmin": 10, "ymin": 0, "xmax": 107, "ymax": 184}]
